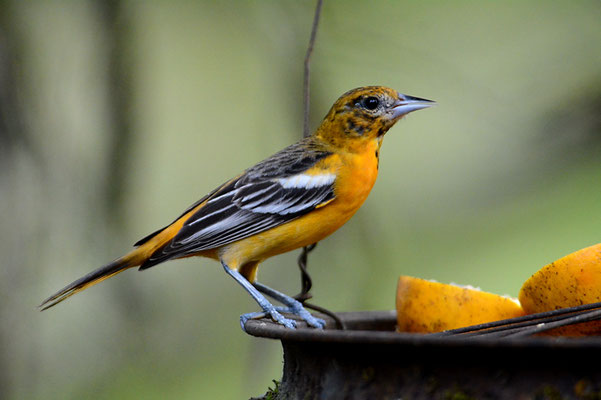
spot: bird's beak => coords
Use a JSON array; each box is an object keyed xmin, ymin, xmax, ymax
[{"xmin": 391, "ymin": 94, "xmax": 436, "ymax": 119}]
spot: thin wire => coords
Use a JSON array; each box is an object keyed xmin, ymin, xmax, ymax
[
  {"xmin": 294, "ymin": 243, "xmax": 316, "ymax": 302},
  {"xmin": 302, "ymin": 301, "xmax": 346, "ymax": 330},
  {"xmin": 429, "ymin": 302, "xmax": 601, "ymax": 338},
  {"xmin": 292, "ymin": 244, "xmax": 346, "ymax": 330},
  {"xmin": 303, "ymin": 0, "xmax": 323, "ymax": 138},
  {"xmin": 293, "ymin": 0, "xmax": 345, "ymax": 330}
]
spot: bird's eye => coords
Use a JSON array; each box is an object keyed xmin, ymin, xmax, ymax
[{"xmin": 362, "ymin": 96, "xmax": 380, "ymax": 110}]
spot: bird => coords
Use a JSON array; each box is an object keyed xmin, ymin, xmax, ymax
[{"xmin": 40, "ymin": 86, "xmax": 435, "ymax": 330}]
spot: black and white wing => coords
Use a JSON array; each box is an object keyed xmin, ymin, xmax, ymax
[{"xmin": 140, "ymin": 140, "xmax": 336, "ymax": 269}]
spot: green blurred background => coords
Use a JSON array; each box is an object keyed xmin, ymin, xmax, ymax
[{"xmin": 2, "ymin": 0, "xmax": 600, "ymax": 398}]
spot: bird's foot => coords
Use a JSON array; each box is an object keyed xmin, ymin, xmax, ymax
[
  {"xmin": 276, "ymin": 303, "xmax": 326, "ymax": 329},
  {"xmin": 251, "ymin": 281, "xmax": 326, "ymax": 329},
  {"xmin": 239, "ymin": 303, "xmax": 326, "ymax": 331},
  {"xmin": 240, "ymin": 307, "xmax": 297, "ymax": 331}
]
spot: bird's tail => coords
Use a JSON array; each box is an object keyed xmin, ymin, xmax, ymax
[
  {"xmin": 39, "ymin": 253, "xmax": 139, "ymax": 311},
  {"xmin": 39, "ymin": 196, "xmax": 200, "ymax": 311}
]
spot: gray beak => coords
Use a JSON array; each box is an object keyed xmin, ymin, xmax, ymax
[{"xmin": 391, "ymin": 94, "xmax": 436, "ymax": 119}]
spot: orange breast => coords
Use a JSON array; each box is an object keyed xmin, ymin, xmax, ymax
[{"xmin": 220, "ymin": 140, "xmax": 380, "ymax": 269}]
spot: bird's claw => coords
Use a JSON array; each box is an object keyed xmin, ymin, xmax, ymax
[
  {"xmin": 275, "ymin": 305, "xmax": 326, "ymax": 329},
  {"xmin": 239, "ymin": 305, "xmax": 325, "ymax": 331},
  {"xmin": 240, "ymin": 308, "xmax": 297, "ymax": 331}
]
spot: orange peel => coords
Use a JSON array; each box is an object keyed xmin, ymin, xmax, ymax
[{"xmin": 518, "ymin": 243, "xmax": 601, "ymax": 336}]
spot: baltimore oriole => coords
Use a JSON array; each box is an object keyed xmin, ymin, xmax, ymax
[{"xmin": 40, "ymin": 86, "xmax": 434, "ymax": 330}]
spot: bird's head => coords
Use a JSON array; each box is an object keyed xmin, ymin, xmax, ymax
[{"xmin": 315, "ymin": 86, "xmax": 435, "ymax": 151}]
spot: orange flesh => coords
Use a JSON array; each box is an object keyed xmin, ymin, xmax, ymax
[{"xmin": 396, "ymin": 276, "xmax": 524, "ymax": 333}]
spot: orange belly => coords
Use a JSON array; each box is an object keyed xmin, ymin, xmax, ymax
[{"xmin": 219, "ymin": 142, "xmax": 380, "ymax": 272}]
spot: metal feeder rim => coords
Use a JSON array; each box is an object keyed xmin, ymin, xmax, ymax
[{"xmin": 244, "ymin": 310, "xmax": 601, "ymax": 349}]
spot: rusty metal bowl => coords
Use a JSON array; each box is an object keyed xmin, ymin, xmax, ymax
[{"xmin": 246, "ymin": 310, "xmax": 601, "ymax": 399}]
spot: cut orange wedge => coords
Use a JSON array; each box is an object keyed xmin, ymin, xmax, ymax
[
  {"xmin": 518, "ymin": 243, "xmax": 601, "ymax": 336},
  {"xmin": 396, "ymin": 276, "xmax": 525, "ymax": 333}
]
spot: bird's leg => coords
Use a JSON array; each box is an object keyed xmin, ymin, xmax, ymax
[
  {"xmin": 253, "ymin": 281, "xmax": 326, "ymax": 329},
  {"xmin": 221, "ymin": 261, "xmax": 296, "ymax": 331}
]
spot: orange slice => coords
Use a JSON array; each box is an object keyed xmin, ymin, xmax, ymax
[
  {"xmin": 396, "ymin": 276, "xmax": 524, "ymax": 333},
  {"xmin": 518, "ymin": 243, "xmax": 601, "ymax": 336}
]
